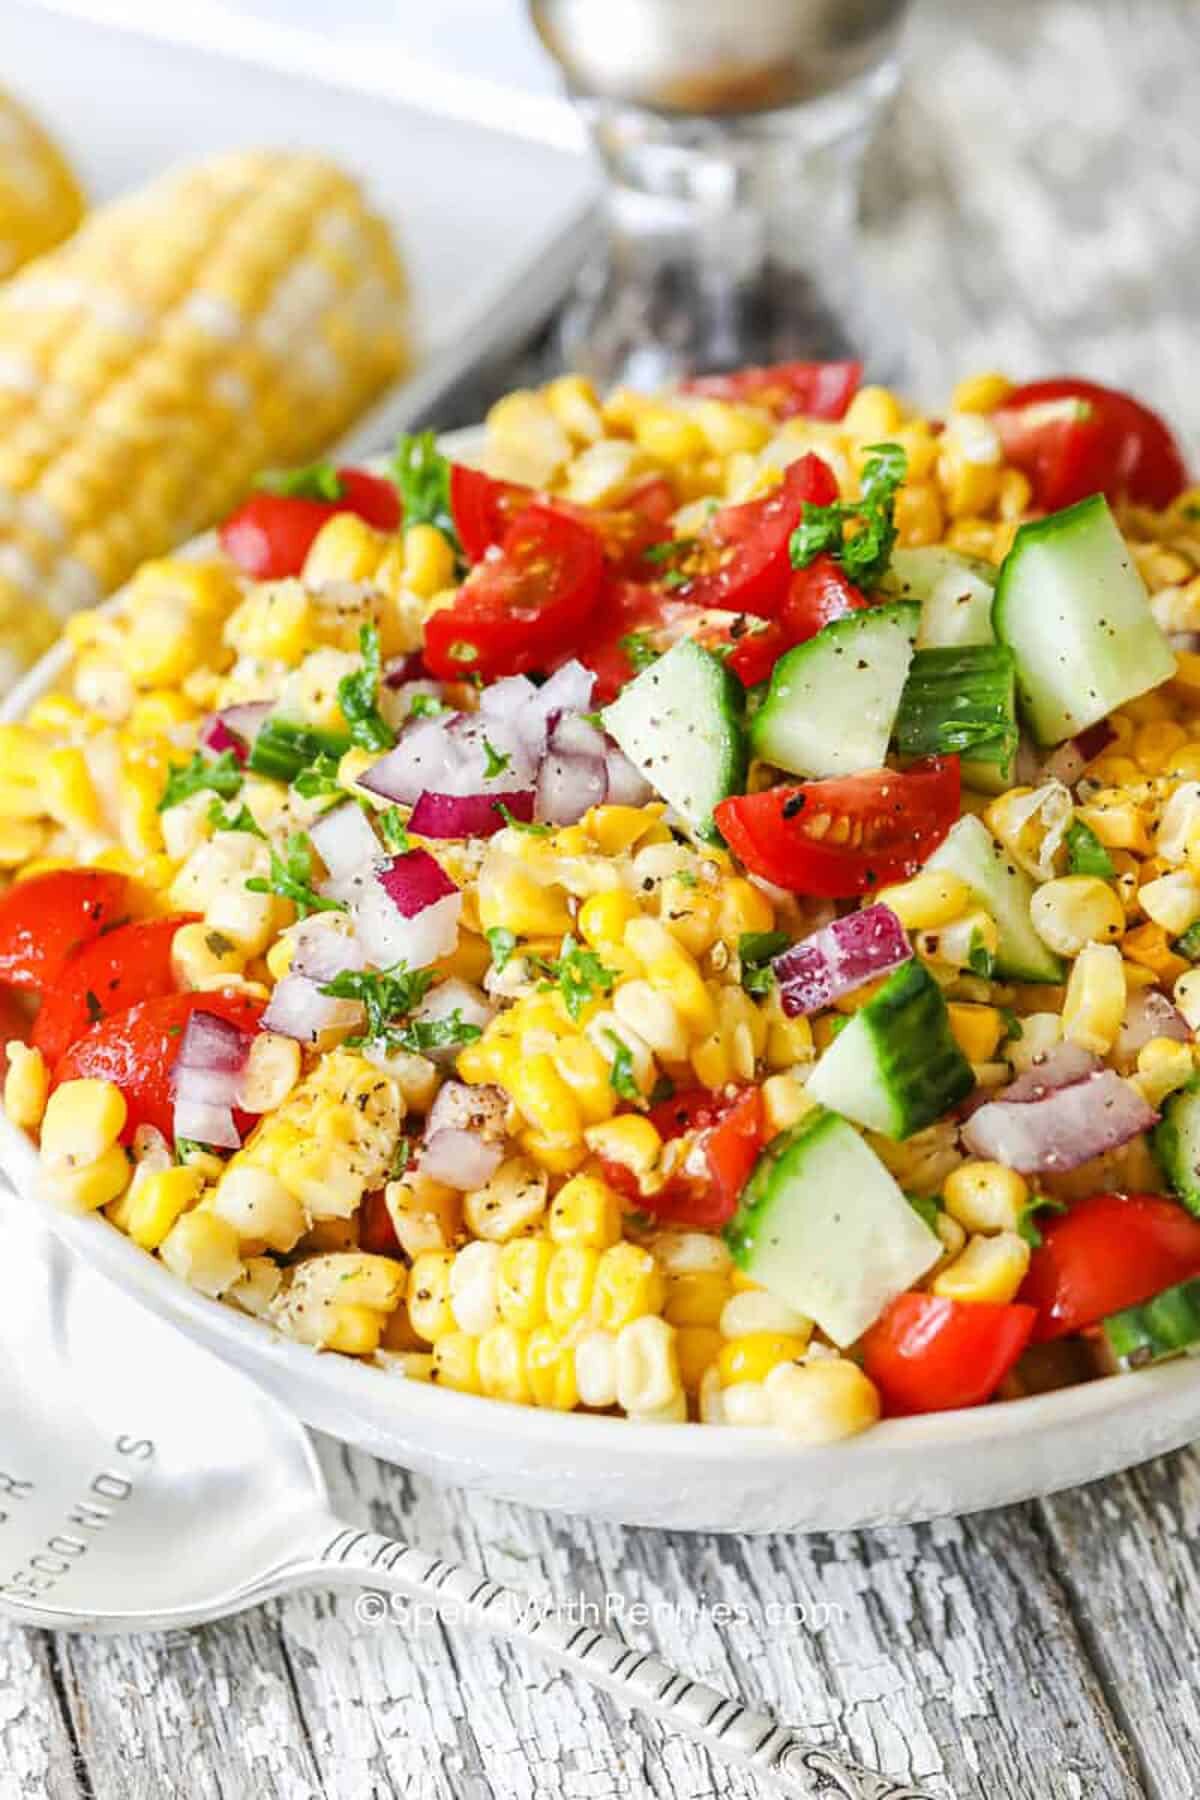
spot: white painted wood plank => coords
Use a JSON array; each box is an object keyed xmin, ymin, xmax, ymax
[{"xmin": 0, "ymin": 1622, "xmax": 82, "ymax": 1800}]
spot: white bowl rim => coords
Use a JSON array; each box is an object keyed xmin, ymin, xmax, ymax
[{"xmin": 4, "ymin": 427, "xmax": 1200, "ymax": 1484}]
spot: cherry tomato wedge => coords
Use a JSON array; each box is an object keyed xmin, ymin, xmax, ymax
[
  {"xmin": 714, "ymin": 758, "xmax": 960, "ymax": 898},
  {"xmin": 1019, "ymin": 1192, "xmax": 1200, "ymax": 1342},
  {"xmin": 54, "ymin": 989, "xmax": 263, "ymax": 1143},
  {"xmin": 32, "ymin": 913, "xmax": 196, "ymax": 1068},
  {"xmin": 423, "ymin": 503, "xmax": 604, "ymax": 680},
  {"xmin": 994, "ymin": 378, "xmax": 1188, "ymax": 513},
  {"xmin": 600, "ymin": 1086, "xmax": 764, "ymax": 1228},
  {"xmin": 449, "ymin": 464, "xmax": 531, "ymax": 562},
  {"xmin": 775, "ymin": 553, "xmax": 869, "ymax": 642},
  {"xmin": 452, "ymin": 465, "xmax": 676, "ymax": 579},
  {"xmin": 680, "ymin": 360, "xmax": 862, "ymax": 422},
  {"xmin": 0, "ymin": 869, "xmax": 129, "ymax": 994},
  {"xmin": 861, "ymin": 1293, "xmax": 1037, "ymax": 1415},
  {"xmin": 668, "ymin": 453, "xmax": 838, "ymax": 618},
  {"xmin": 219, "ymin": 468, "xmax": 401, "ymax": 580}
]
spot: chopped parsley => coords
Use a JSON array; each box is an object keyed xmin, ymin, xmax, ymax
[
  {"xmin": 618, "ymin": 631, "xmax": 663, "ymax": 675},
  {"xmin": 247, "ymin": 717, "xmax": 351, "ymax": 784},
  {"xmin": 486, "ymin": 926, "xmax": 518, "ymax": 973},
  {"xmin": 604, "ymin": 1030, "xmax": 642, "ymax": 1102},
  {"xmin": 377, "ymin": 807, "xmax": 412, "ymax": 853},
  {"xmin": 789, "ymin": 441, "xmax": 907, "ymax": 590},
  {"xmin": 207, "ymin": 797, "xmax": 265, "ymax": 837},
  {"xmin": 390, "ymin": 429, "xmax": 461, "ymax": 553},
  {"xmin": 738, "ymin": 929, "xmax": 791, "ymax": 996},
  {"xmin": 409, "ymin": 692, "xmax": 447, "ymax": 719},
  {"xmin": 999, "ymin": 1007, "xmax": 1025, "ymax": 1044},
  {"xmin": 536, "ymin": 936, "xmax": 617, "ymax": 1022},
  {"xmin": 292, "ymin": 752, "xmax": 344, "ymax": 802},
  {"xmin": 390, "ymin": 1136, "xmax": 414, "ymax": 1179},
  {"xmin": 319, "ymin": 961, "xmax": 435, "ymax": 1047},
  {"xmin": 1018, "ymin": 1194, "xmax": 1068, "ymax": 1249},
  {"xmin": 1175, "ymin": 920, "xmax": 1200, "ymax": 963},
  {"xmin": 337, "ymin": 623, "xmax": 395, "ymax": 752},
  {"xmin": 255, "ymin": 460, "xmax": 343, "ymax": 502},
  {"xmin": 158, "ymin": 750, "xmax": 243, "ymax": 812},
  {"xmin": 246, "ymin": 831, "xmax": 346, "ymax": 919},
  {"xmin": 1065, "ymin": 818, "xmax": 1115, "ymax": 879},
  {"xmin": 391, "ymin": 1009, "xmax": 483, "ymax": 1055},
  {"xmin": 482, "ymin": 737, "xmax": 511, "ymax": 779},
  {"xmin": 497, "ymin": 803, "xmax": 551, "ymax": 835},
  {"xmin": 967, "ymin": 929, "xmax": 996, "ymax": 979}
]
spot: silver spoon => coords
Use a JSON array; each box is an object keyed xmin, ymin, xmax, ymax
[{"xmin": 0, "ymin": 1202, "xmax": 936, "ymax": 1799}]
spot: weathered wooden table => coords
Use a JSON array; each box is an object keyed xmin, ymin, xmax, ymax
[{"xmin": 5, "ymin": 3, "xmax": 1200, "ymax": 1795}]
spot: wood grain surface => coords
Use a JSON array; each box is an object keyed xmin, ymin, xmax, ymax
[{"xmin": 5, "ymin": 3, "xmax": 1200, "ymax": 1796}]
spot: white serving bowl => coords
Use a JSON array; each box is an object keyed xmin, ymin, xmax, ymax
[{"xmin": 5, "ymin": 447, "xmax": 1200, "ymax": 1533}]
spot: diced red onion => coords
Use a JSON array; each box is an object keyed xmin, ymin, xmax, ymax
[
  {"xmin": 352, "ymin": 851, "xmax": 461, "ymax": 969},
  {"xmin": 421, "ymin": 1128, "xmax": 504, "ymax": 1190},
  {"xmin": 383, "ymin": 652, "xmax": 427, "ymax": 688},
  {"xmin": 1041, "ymin": 720, "xmax": 1117, "ymax": 787},
  {"xmin": 604, "ymin": 744, "xmax": 654, "ymax": 807},
  {"xmin": 774, "ymin": 904, "xmax": 911, "ymax": 1018},
  {"xmin": 479, "ymin": 674, "xmax": 539, "ymax": 723},
  {"xmin": 427, "ymin": 1079, "xmax": 507, "ymax": 1137},
  {"xmin": 309, "ymin": 802, "xmax": 381, "ymax": 882},
  {"xmin": 200, "ymin": 701, "xmax": 271, "ymax": 763},
  {"xmin": 287, "ymin": 919, "xmax": 365, "ymax": 983},
  {"xmin": 962, "ymin": 1070, "xmax": 1158, "ymax": 1173},
  {"xmin": 359, "ymin": 712, "xmax": 536, "ymax": 806},
  {"xmin": 358, "ymin": 715, "xmax": 460, "ymax": 807},
  {"xmin": 537, "ymin": 713, "xmax": 608, "ymax": 825},
  {"xmin": 999, "ymin": 1043, "xmax": 1100, "ymax": 1103},
  {"xmin": 262, "ymin": 971, "xmax": 363, "ymax": 1045},
  {"xmin": 172, "ymin": 1093, "xmax": 241, "ymax": 1150},
  {"xmin": 173, "ymin": 1008, "xmax": 252, "ymax": 1076},
  {"xmin": 411, "ymin": 980, "xmax": 494, "ymax": 1061},
  {"xmin": 408, "ymin": 789, "xmax": 534, "ymax": 839},
  {"xmin": 1115, "ymin": 988, "xmax": 1190, "ymax": 1063}
]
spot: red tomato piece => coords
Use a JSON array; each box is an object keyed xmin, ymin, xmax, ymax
[
  {"xmin": 601, "ymin": 1086, "xmax": 764, "ymax": 1228},
  {"xmin": 714, "ymin": 759, "xmax": 960, "ymax": 898},
  {"xmin": 423, "ymin": 504, "xmax": 604, "ymax": 680},
  {"xmin": 775, "ymin": 553, "xmax": 869, "ymax": 642},
  {"xmin": 0, "ymin": 870, "xmax": 129, "ymax": 994},
  {"xmin": 995, "ymin": 378, "xmax": 1188, "ymax": 512},
  {"xmin": 219, "ymin": 467, "xmax": 401, "ymax": 579},
  {"xmin": 449, "ymin": 464, "xmax": 532, "ymax": 562},
  {"xmin": 680, "ymin": 360, "xmax": 862, "ymax": 422},
  {"xmin": 1019, "ymin": 1192, "xmax": 1200, "ymax": 1342},
  {"xmin": 32, "ymin": 913, "xmax": 196, "ymax": 1067},
  {"xmin": 669, "ymin": 453, "xmax": 839, "ymax": 618},
  {"xmin": 54, "ymin": 990, "xmax": 263, "ymax": 1143},
  {"xmin": 360, "ymin": 1188, "xmax": 401, "ymax": 1255},
  {"xmin": 861, "ymin": 1293, "xmax": 1036, "ymax": 1415}
]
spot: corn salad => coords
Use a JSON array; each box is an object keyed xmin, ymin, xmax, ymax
[{"xmin": 6, "ymin": 363, "xmax": 1200, "ymax": 1444}]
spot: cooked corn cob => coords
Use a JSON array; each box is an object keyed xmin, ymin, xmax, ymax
[
  {"xmin": 0, "ymin": 88, "xmax": 84, "ymax": 280},
  {"xmin": 0, "ymin": 149, "xmax": 409, "ymax": 682}
]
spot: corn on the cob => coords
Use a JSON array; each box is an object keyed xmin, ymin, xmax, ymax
[{"xmin": 0, "ymin": 149, "xmax": 409, "ymax": 679}]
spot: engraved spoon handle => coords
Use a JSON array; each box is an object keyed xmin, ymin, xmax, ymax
[{"xmin": 311, "ymin": 1523, "xmax": 939, "ymax": 1799}]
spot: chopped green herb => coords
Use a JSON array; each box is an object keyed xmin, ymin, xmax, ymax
[
  {"xmin": 486, "ymin": 926, "xmax": 518, "ymax": 973},
  {"xmin": 497, "ymin": 803, "xmax": 551, "ymax": 835},
  {"xmin": 907, "ymin": 1193, "xmax": 942, "ymax": 1232},
  {"xmin": 255, "ymin": 460, "xmax": 343, "ymax": 502},
  {"xmin": 319, "ymin": 960, "xmax": 435, "ymax": 1047},
  {"xmin": 967, "ymin": 930, "xmax": 996, "ymax": 979},
  {"xmin": 618, "ymin": 630, "xmax": 662, "ymax": 675},
  {"xmin": 337, "ymin": 623, "xmax": 395, "ymax": 752},
  {"xmin": 1065, "ymin": 818, "xmax": 1115, "ymax": 878},
  {"xmin": 246, "ymin": 831, "xmax": 347, "ymax": 919},
  {"xmin": 999, "ymin": 1006, "xmax": 1025, "ymax": 1043},
  {"xmin": 377, "ymin": 807, "xmax": 412, "ymax": 853},
  {"xmin": 292, "ymin": 752, "xmax": 344, "ymax": 801},
  {"xmin": 390, "ymin": 1136, "xmax": 414, "ymax": 1178},
  {"xmin": 644, "ymin": 538, "xmax": 696, "ymax": 567},
  {"xmin": 390, "ymin": 430, "xmax": 461, "ymax": 552},
  {"xmin": 738, "ymin": 928, "xmax": 790, "ymax": 996},
  {"xmin": 392, "ymin": 1009, "xmax": 483, "ymax": 1055},
  {"xmin": 604, "ymin": 1030, "xmax": 642, "ymax": 1103},
  {"xmin": 1018, "ymin": 1194, "xmax": 1068, "ymax": 1249},
  {"xmin": 158, "ymin": 749, "xmax": 242, "ymax": 812},
  {"xmin": 661, "ymin": 569, "xmax": 692, "ymax": 592},
  {"xmin": 207, "ymin": 797, "xmax": 265, "ymax": 837},
  {"xmin": 409, "ymin": 692, "xmax": 447, "ymax": 719},
  {"xmin": 482, "ymin": 737, "xmax": 511, "ymax": 779},
  {"xmin": 789, "ymin": 441, "xmax": 907, "ymax": 590},
  {"xmin": 174, "ymin": 1137, "xmax": 206, "ymax": 1161},
  {"xmin": 543, "ymin": 936, "xmax": 618, "ymax": 1022},
  {"xmin": 1175, "ymin": 920, "xmax": 1200, "ymax": 963}
]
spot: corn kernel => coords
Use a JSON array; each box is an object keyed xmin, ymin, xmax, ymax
[
  {"xmin": 1174, "ymin": 968, "xmax": 1200, "ymax": 1031},
  {"xmin": 633, "ymin": 406, "xmax": 707, "ymax": 465},
  {"xmin": 403, "ymin": 523, "xmax": 456, "ymax": 598},
  {"xmin": 42, "ymin": 1142, "xmax": 132, "ymax": 1213},
  {"xmin": 126, "ymin": 1165, "xmax": 204, "ymax": 1250},
  {"xmin": 548, "ymin": 1174, "xmax": 623, "ymax": 1249},
  {"xmin": 526, "ymin": 1325, "xmax": 579, "ymax": 1410},
  {"xmin": 764, "ymin": 1359, "xmax": 881, "ymax": 1444},
  {"xmin": 616, "ymin": 1314, "xmax": 681, "ymax": 1415},
  {"xmin": 432, "ymin": 1332, "xmax": 482, "ymax": 1396},
  {"xmin": 41, "ymin": 1078, "xmax": 127, "ymax": 1161},
  {"xmin": 942, "ymin": 1161, "xmax": 1028, "ymax": 1235},
  {"xmin": 951, "ymin": 372, "xmax": 1013, "ymax": 413},
  {"xmin": 716, "ymin": 1331, "xmax": 808, "ymax": 1386},
  {"xmin": 496, "ymin": 1236, "xmax": 554, "ymax": 1330},
  {"xmin": 845, "ymin": 385, "xmax": 905, "ymax": 438},
  {"xmin": 1122, "ymin": 921, "xmax": 1189, "ymax": 984},
  {"xmin": 1031, "ymin": 877, "xmax": 1125, "ymax": 957},
  {"xmin": 171, "ymin": 920, "xmax": 247, "ymax": 989},
  {"xmin": 407, "ymin": 1248, "xmax": 457, "ymax": 1343},
  {"xmin": 876, "ymin": 870, "xmax": 970, "ymax": 931},
  {"xmin": 476, "ymin": 1323, "xmax": 532, "ymax": 1404},
  {"xmin": 946, "ymin": 1003, "xmax": 1004, "ymax": 1064},
  {"xmin": 1134, "ymin": 1037, "xmax": 1195, "ymax": 1108},
  {"xmin": 3, "ymin": 1041, "xmax": 47, "ymax": 1130},
  {"xmin": 664, "ymin": 1270, "xmax": 730, "ymax": 1328},
  {"xmin": 1139, "ymin": 870, "xmax": 1200, "ymax": 937},
  {"xmin": 593, "ymin": 1241, "xmax": 666, "ymax": 1331},
  {"xmin": 676, "ymin": 1325, "xmax": 723, "ymax": 1394},
  {"xmin": 932, "ymin": 1230, "xmax": 1031, "ymax": 1305},
  {"xmin": 159, "ymin": 1210, "xmax": 242, "ymax": 1297},
  {"xmin": 1062, "ymin": 941, "xmax": 1126, "ymax": 1055},
  {"xmin": 582, "ymin": 1113, "xmax": 663, "ymax": 1183}
]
